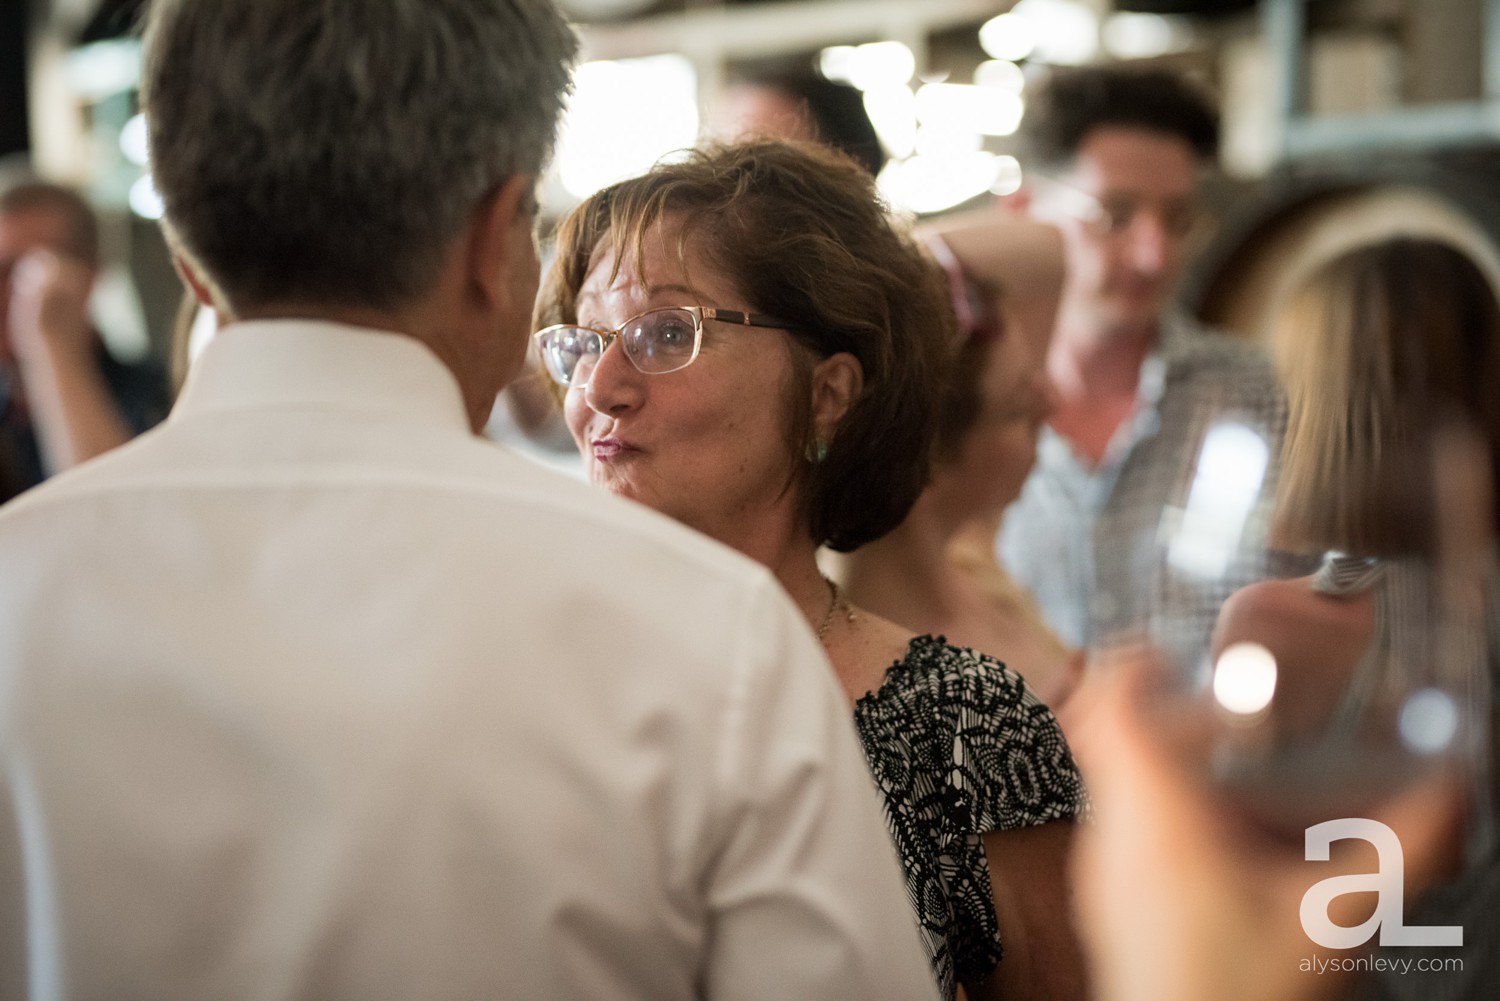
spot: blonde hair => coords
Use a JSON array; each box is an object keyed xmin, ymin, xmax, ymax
[{"xmin": 1273, "ymin": 238, "xmax": 1500, "ymax": 556}]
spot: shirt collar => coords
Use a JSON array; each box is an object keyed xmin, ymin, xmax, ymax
[
  {"xmin": 172, "ymin": 319, "xmax": 472, "ymax": 432},
  {"xmin": 1138, "ymin": 311, "xmax": 1202, "ymax": 411},
  {"xmin": 1039, "ymin": 311, "xmax": 1196, "ymax": 477}
]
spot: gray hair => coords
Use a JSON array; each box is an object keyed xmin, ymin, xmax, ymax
[{"xmin": 140, "ymin": 0, "xmax": 577, "ymax": 312}]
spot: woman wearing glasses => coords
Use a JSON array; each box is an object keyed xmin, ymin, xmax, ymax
[{"xmin": 533, "ymin": 140, "xmax": 1087, "ymax": 1001}]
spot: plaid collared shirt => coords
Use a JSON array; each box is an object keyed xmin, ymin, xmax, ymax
[{"xmin": 999, "ymin": 313, "xmax": 1315, "ymax": 677}]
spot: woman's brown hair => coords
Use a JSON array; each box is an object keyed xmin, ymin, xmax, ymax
[{"xmin": 535, "ymin": 139, "xmax": 955, "ymax": 551}]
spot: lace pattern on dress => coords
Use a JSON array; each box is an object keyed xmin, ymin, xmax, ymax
[{"xmin": 852, "ymin": 635, "xmax": 1088, "ymax": 1000}]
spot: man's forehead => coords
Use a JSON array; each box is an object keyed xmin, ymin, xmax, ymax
[{"xmin": 1060, "ymin": 125, "xmax": 1205, "ymax": 198}]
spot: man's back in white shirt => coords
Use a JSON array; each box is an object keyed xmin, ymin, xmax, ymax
[{"xmin": 0, "ymin": 321, "xmax": 936, "ymax": 1001}]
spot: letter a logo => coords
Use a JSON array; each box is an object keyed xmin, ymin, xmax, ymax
[{"xmin": 1300, "ymin": 818, "xmax": 1462, "ymax": 948}]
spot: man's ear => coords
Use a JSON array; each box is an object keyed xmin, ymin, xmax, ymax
[
  {"xmin": 161, "ymin": 224, "xmax": 228, "ymax": 315},
  {"xmin": 810, "ymin": 351, "xmax": 864, "ymax": 442},
  {"xmin": 169, "ymin": 253, "xmax": 233, "ymax": 323},
  {"xmin": 171, "ymin": 254, "xmax": 215, "ymax": 308},
  {"xmin": 1002, "ymin": 187, "xmax": 1033, "ymax": 216},
  {"xmin": 466, "ymin": 174, "xmax": 536, "ymax": 313}
]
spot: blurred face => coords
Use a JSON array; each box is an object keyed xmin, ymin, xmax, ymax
[
  {"xmin": 936, "ymin": 332, "xmax": 1054, "ymax": 519},
  {"xmin": 0, "ymin": 206, "xmax": 77, "ymax": 350},
  {"xmin": 712, "ymin": 84, "xmax": 816, "ymax": 144},
  {"xmin": 562, "ymin": 218, "xmax": 806, "ymax": 549},
  {"xmin": 1044, "ymin": 126, "xmax": 1202, "ymax": 336}
]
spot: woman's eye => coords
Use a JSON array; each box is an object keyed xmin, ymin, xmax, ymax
[{"xmin": 654, "ymin": 322, "xmax": 693, "ymax": 347}]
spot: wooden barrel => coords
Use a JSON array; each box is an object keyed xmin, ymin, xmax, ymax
[{"xmin": 1181, "ymin": 158, "xmax": 1500, "ymax": 347}]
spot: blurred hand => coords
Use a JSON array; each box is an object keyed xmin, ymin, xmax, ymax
[
  {"xmin": 4, "ymin": 248, "xmax": 134, "ymax": 473},
  {"xmin": 7, "ymin": 248, "xmax": 94, "ymax": 365},
  {"xmin": 1067, "ymin": 657, "xmax": 1465, "ymax": 1001}
]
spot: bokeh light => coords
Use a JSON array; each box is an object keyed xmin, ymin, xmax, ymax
[
  {"xmin": 1399, "ymin": 688, "xmax": 1460, "ymax": 755},
  {"xmin": 128, "ymin": 173, "xmax": 164, "ymax": 220},
  {"xmin": 553, "ymin": 55, "xmax": 699, "ymax": 202},
  {"xmin": 878, "ymin": 153, "xmax": 1003, "ymax": 215},
  {"xmin": 978, "ymin": 13, "xmax": 1037, "ymax": 63},
  {"xmin": 119, "ymin": 113, "xmax": 149, "ymax": 167},
  {"xmin": 1212, "ymin": 642, "xmax": 1278, "ymax": 716}
]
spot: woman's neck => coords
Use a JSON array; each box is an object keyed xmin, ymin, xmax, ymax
[
  {"xmin": 705, "ymin": 496, "xmax": 919, "ymax": 704},
  {"xmin": 840, "ymin": 493, "xmax": 959, "ymax": 633},
  {"xmin": 770, "ymin": 545, "xmax": 841, "ymax": 638},
  {"xmin": 710, "ymin": 509, "xmax": 839, "ymax": 637},
  {"xmin": 724, "ymin": 525, "xmax": 910, "ymax": 704}
]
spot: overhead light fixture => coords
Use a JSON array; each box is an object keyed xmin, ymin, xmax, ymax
[
  {"xmin": 552, "ymin": 0, "xmax": 659, "ymax": 22},
  {"xmin": 551, "ymin": 55, "xmax": 699, "ymax": 203},
  {"xmin": 878, "ymin": 153, "xmax": 1005, "ymax": 216}
]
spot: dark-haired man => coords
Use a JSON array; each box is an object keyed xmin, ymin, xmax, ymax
[{"xmin": 995, "ymin": 66, "xmax": 1297, "ymax": 668}]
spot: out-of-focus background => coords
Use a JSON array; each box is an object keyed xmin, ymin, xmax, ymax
[{"xmin": 5, "ymin": 0, "xmax": 1500, "ymax": 364}]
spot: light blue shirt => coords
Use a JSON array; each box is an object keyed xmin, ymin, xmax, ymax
[{"xmin": 999, "ymin": 313, "xmax": 1307, "ymax": 672}]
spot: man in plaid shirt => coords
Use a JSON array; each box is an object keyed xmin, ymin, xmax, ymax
[{"xmin": 997, "ymin": 65, "xmax": 1308, "ymax": 678}]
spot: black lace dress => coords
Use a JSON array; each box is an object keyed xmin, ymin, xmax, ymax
[{"xmin": 853, "ymin": 635, "xmax": 1088, "ymax": 1001}]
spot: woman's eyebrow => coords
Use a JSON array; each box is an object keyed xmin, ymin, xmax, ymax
[{"xmin": 643, "ymin": 283, "xmax": 699, "ymax": 298}]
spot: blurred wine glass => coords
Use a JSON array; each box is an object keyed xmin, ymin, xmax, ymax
[
  {"xmin": 1127, "ymin": 411, "xmax": 1493, "ymax": 841},
  {"xmin": 1084, "ymin": 239, "xmax": 1500, "ymax": 1000}
]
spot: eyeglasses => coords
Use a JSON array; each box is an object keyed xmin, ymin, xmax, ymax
[
  {"xmin": 1030, "ymin": 173, "xmax": 1202, "ymax": 240},
  {"xmin": 534, "ymin": 305, "xmax": 791, "ymax": 386}
]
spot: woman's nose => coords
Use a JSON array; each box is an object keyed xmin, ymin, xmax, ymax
[{"xmin": 581, "ymin": 336, "xmax": 646, "ymax": 416}]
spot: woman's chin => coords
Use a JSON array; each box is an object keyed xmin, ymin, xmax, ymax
[
  {"xmin": 592, "ymin": 473, "xmax": 655, "ymax": 512},
  {"xmin": 596, "ymin": 478, "xmax": 704, "ymax": 535}
]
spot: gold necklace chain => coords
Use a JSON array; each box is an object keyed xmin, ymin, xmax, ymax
[{"xmin": 815, "ymin": 575, "xmax": 856, "ymax": 643}]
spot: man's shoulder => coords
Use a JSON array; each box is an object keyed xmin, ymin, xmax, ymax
[
  {"xmin": 488, "ymin": 457, "xmax": 780, "ymax": 590},
  {"xmin": 1160, "ymin": 314, "xmax": 1280, "ymax": 404},
  {"xmin": 0, "ymin": 420, "xmax": 774, "ymax": 603},
  {"xmin": 1163, "ymin": 315, "xmax": 1272, "ymax": 373}
]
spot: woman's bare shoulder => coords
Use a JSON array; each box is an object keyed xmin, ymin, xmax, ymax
[
  {"xmin": 1212, "ymin": 574, "xmax": 1373, "ymax": 668},
  {"xmin": 825, "ymin": 606, "xmax": 919, "ymax": 702}
]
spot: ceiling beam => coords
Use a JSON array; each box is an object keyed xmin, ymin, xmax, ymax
[{"xmin": 580, "ymin": 0, "xmax": 1009, "ymax": 62}]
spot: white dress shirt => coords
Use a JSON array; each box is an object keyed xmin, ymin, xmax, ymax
[{"xmin": 0, "ymin": 320, "xmax": 936, "ymax": 1001}]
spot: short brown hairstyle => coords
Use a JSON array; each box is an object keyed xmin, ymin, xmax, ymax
[
  {"xmin": 1273, "ymin": 238, "xmax": 1500, "ymax": 556},
  {"xmin": 0, "ymin": 179, "xmax": 100, "ymax": 268},
  {"xmin": 536, "ymin": 139, "xmax": 954, "ymax": 551}
]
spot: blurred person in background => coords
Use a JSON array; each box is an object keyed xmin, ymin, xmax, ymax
[
  {"xmin": 536, "ymin": 139, "xmax": 1088, "ymax": 1001},
  {"xmin": 835, "ymin": 282, "xmax": 1082, "ymax": 707},
  {"xmin": 1212, "ymin": 237, "xmax": 1500, "ymax": 1001},
  {"xmin": 0, "ymin": 2, "xmax": 939, "ymax": 998},
  {"xmin": 712, "ymin": 64, "xmax": 886, "ymax": 177},
  {"xmin": 0, "ymin": 176, "xmax": 169, "ymax": 501},
  {"xmin": 942, "ymin": 65, "xmax": 1303, "ymax": 669}
]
